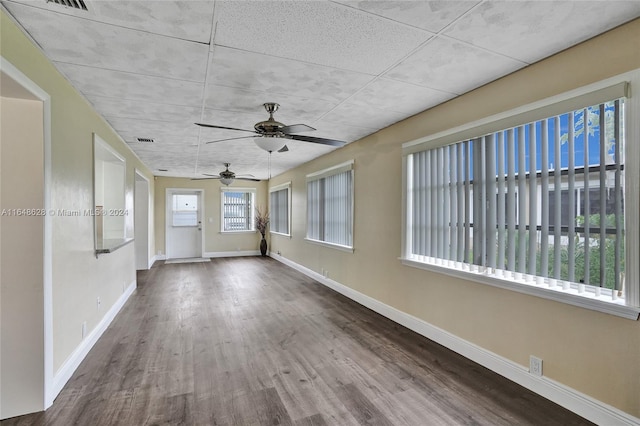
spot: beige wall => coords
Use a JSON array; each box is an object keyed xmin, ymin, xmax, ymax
[
  {"xmin": 0, "ymin": 96, "xmax": 45, "ymax": 418},
  {"xmin": 154, "ymin": 177, "xmax": 268, "ymax": 256},
  {"xmin": 268, "ymin": 19, "xmax": 640, "ymax": 417},
  {"xmin": 0, "ymin": 9, "xmax": 155, "ymax": 414}
]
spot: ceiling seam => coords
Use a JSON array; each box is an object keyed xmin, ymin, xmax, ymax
[
  {"xmin": 7, "ymin": 1, "xmax": 213, "ymax": 45},
  {"xmin": 50, "ymin": 60, "xmax": 208, "ymax": 84},
  {"xmin": 193, "ymin": 1, "xmax": 220, "ymax": 176}
]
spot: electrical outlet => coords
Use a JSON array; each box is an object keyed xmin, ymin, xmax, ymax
[
  {"xmin": 530, "ymin": 355, "xmax": 543, "ymax": 376},
  {"xmin": 96, "ymin": 296, "xmax": 101, "ymax": 310},
  {"xmin": 81, "ymin": 321, "xmax": 87, "ymax": 339},
  {"xmin": 277, "ymin": 251, "xmax": 281, "ymax": 255}
]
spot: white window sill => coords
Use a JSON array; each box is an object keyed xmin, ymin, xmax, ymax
[
  {"xmin": 400, "ymin": 257, "xmax": 640, "ymax": 320},
  {"xmin": 305, "ymin": 238, "xmax": 354, "ymax": 253},
  {"xmin": 270, "ymin": 231, "xmax": 291, "ymax": 238},
  {"xmin": 220, "ymin": 230, "xmax": 256, "ymax": 234}
]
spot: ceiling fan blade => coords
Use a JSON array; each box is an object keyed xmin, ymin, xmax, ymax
[
  {"xmin": 195, "ymin": 123, "xmax": 259, "ymax": 134},
  {"xmin": 191, "ymin": 176, "xmax": 220, "ymax": 180},
  {"xmin": 202, "ymin": 173, "xmax": 221, "ymax": 177},
  {"xmin": 204, "ymin": 136, "xmax": 256, "ymax": 144},
  {"xmin": 278, "ymin": 145, "xmax": 289, "ymax": 153},
  {"xmin": 288, "ymin": 134, "xmax": 346, "ymax": 147},
  {"xmin": 280, "ymin": 123, "xmax": 316, "ymax": 134},
  {"xmin": 236, "ymin": 177, "xmax": 261, "ymax": 182},
  {"xmin": 236, "ymin": 174, "xmax": 256, "ymax": 178}
]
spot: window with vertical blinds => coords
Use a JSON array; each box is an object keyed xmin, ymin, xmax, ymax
[
  {"xmin": 270, "ymin": 183, "xmax": 290, "ymax": 236},
  {"xmin": 221, "ymin": 189, "xmax": 255, "ymax": 232},
  {"xmin": 402, "ymin": 80, "xmax": 639, "ymax": 317},
  {"xmin": 306, "ymin": 161, "xmax": 354, "ymax": 250}
]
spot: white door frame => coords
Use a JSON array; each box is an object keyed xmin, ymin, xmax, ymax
[
  {"xmin": 0, "ymin": 57, "xmax": 53, "ymax": 411},
  {"xmin": 165, "ymin": 188, "xmax": 204, "ymax": 259},
  {"xmin": 134, "ymin": 170, "xmax": 150, "ymax": 270}
]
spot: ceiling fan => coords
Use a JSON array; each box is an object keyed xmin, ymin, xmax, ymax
[
  {"xmin": 192, "ymin": 163, "xmax": 260, "ymax": 186},
  {"xmin": 195, "ymin": 102, "xmax": 346, "ymax": 152}
]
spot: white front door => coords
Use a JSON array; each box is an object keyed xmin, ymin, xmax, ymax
[{"xmin": 166, "ymin": 190, "xmax": 203, "ymax": 259}]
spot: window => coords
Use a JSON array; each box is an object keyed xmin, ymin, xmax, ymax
[
  {"xmin": 306, "ymin": 161, "xmax": 354, "ymax": 250},
  {"xmin": 221, "ymin": 188, "xmax": 255, "ymax": 232},
  {"xmin": 172, "ymin": 194, "xmax": 198, "ymax": 227},
  {"xmin": 402, "ymin": 79, "xmax": 640, "ymax": 318},
  {"xmin": 270, "ymin": 182, "xmax": 291, "ymax": 236}
]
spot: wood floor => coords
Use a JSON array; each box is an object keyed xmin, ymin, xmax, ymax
[{"xmin": 4, "ymin": 257, "xmax": 593, "ymax": 425}]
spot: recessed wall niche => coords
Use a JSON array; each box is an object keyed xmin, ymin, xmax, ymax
[{"xmin": 93, "ymin": 133, "xmax": 129, "ymax": 255}]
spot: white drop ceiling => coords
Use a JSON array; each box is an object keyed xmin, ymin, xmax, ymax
[{"xmin": 2, "ymin": 0, "xmax": 639, "ymax": 180}]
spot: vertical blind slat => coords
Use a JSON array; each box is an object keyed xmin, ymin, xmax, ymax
[
  {"xmin": 568, "ymin": 112, "xmax": 576, "ymax": 283},
  {"xmin": 528, "ymin": 123, "xmax": 538, "ymax": 277},
  {"xmin": 497, "ymin": 131, "xmax": 506, "ymax": 271},
  {"xmin": 583, "ymin": 108, "xmax": 591, "ymax": 286},
  {"xmin": 486, "ymin": 134, "xmax": 497, "ymax": 269},
  {"xmin": 553, "ymin": 117, "xmax": 562, "ymax": 280},
  {"xmin": 540, "ymin": 119, "xmax": 549, "ymax": 278},
  {"xmin": 517, "ymin": 126, "xmax": 527, "ymax": 274},
  {"xmin": 507, "ymin": 129, "xmax": 517, "ymax": 272},
  {"xmin": 614, "ymin": 100, "xmax": 622, "ymax": 291},
  {"xmin": 599, "ymin": 104, "xmax": 607, "ymax": 288}
]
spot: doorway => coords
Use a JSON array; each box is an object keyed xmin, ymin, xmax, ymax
[
  {"xmin": 0, "ymin": 59, "xmax": 52, "ymax": 419},
  {"xmin": 134, "ymin": 171, "xmax": 150, "ymax": 270},
  {"xmin": 165, "ymin": 189, "xmax": 204, "ymax": 259}
]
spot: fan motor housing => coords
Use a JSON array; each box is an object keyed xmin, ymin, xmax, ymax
[{"xmin": 254, "ymin": 119, "xmax": 285, "ymax": 135}]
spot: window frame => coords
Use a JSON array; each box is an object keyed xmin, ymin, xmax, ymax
[
  {"xmin": 401, "ymin": 71, "xmax": 640, "ymax": 320},
  {"xmin": 220, "ymin": 187, "xmax": 256, "ymax": 233},
  {"xmin": 305, "ymin": 160, "xmax": 355, "ymax": 252},
  {"xmin": 269, "ymin": 182, "xmax": 291, "ymax": 237}
]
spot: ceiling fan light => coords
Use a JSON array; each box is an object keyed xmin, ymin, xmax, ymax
[
  {"xmin": 220, "ymin": 177, "xmax": 234, "ymax": 186},
  {"xmin": 254, "ymin": 136, "xmax": 286, "ymax": 153}
]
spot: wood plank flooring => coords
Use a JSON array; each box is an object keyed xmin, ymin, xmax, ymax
[{"xmin": 3, "ymin": 257, "xmax": 593, "ymax": 425}]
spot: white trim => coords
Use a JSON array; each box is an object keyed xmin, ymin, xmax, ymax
[
  {"xmin": 1, "ymin": 56, "xmax": 55, "ymax": 410},
  {"xmin": 402, "ymin": 80, "xmax": 628, "ymax": 154},
  {"xmin": 269, "ymin": 181, "xmax": 291, "ymax": 193},
  {"xmin": 271, "ymin": 254, "xmax": 640, "ymax": 426},
  {"xmin": 401, "ymin": 258, "xmax": 639, "ymax": 320},
  {"xmin": 306, "ymin": 159, "xmax": 354, "ymax": 182},
  {"xmin": 153, "ymin": 254, "xmax": 166, "ymax": 262},
  {"xmin": 304, "ymin": 237, "xmax": 354, "ymax": 253},
  {"xmin": 220, "ymin": 187, "xmax": 256, "ymax": 233},
  {"xmin": 49, "ymin": 280, "xmax": 136, "ymax": 403},
  {"xmin": 204, "ymin": 250, "xmax": 260, "ymax": 258},
  {"xmin": 269, "ymin": 182, "xmax": 291, "ymax": 236}
]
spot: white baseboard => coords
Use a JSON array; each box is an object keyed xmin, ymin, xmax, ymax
[
  {"xmin": 204, "ymin": 250, "xmax": 260, "ymax": 258},
  {"xmin": 271, "ymin": 254, "xmax": 640, "ymax": 426},
  {"xmin": 153, "ymin": 254, "xmax": 166, "ymax": 263},
  {"xmin": 148, "ymin": 255, "xmax": 158, "ymax": 268},
  {"xmin": 48, "ymin": 280, "xmax": 136, "ymax": 403}
]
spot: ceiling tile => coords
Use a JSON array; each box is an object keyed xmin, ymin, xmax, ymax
[
  {"xmin": 334, "ymin": 0, "xmax": 480, "ymax": 33},
  {"xmin": 54, "ymin": 63, "xmax": 204, "ymax": 107},
  {"xmin": 213, "ymin": 0, "xmax": 433, "ymax": 74},
  {"xmin": 208, "ymin": 46, "xmax": 376, "ymax": 104},
  {"xmin": 204, "ymin": 85, "xmax": 338, "ymax": 124},
  {"xmin": 87, "ymin": 96, "xmax": 202, "ymax": 123},
  {"xmin": 348, "ymin": 78, "xmax": 455, "ymax": 115},
  {"xmin": 4, "ymin": 2, "xmax": 209, "ymax": 81},
  {"xmin": 443, "ymin": 1, "xmax": 640, "ymax": 63},
  {"xmin": 318, "ymin": 102, "xmax": 407, "ymax": 130},
  {"xmin": 384, "ymin": 36, "xmax": 524, "ymax": 95},
  {"xmin": 104, "ymin": 116, "xmax": 198, "ymax": 140},
  {"xmin": 5, "ymin": 0, "xmax": 215, "ymax": 42}
]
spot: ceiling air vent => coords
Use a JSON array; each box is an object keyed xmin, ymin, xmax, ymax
[
  {"xmin": 47, "ymin": 0, "xmax": 88, "ymax": 11},
  {"xmin": 136, "ymin": 137, "xmax": 155, "ymax": 143}
]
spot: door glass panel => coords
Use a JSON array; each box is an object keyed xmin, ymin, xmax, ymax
[{"xmin": 172, "ymin": 194, "xmax": 198, "ymax": 226}]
